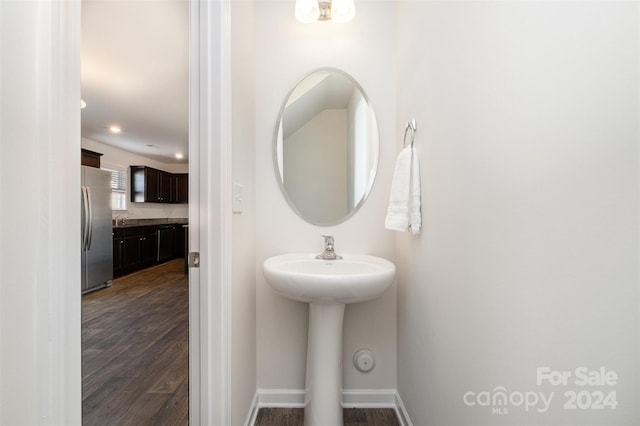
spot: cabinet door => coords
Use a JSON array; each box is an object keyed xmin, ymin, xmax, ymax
[
  {"xmin": 145, "ymin": 168, "xmax": 161, "ymax": 202},
  {"xmin": 113, "ymin": 237, "xmax": 124, "ymax": 277},
  {"xmin": 122, "ymin": 236, "xmax": 141, "ymax": 269},
  {"xmin": 159, "ymin": 172, "xmax": 171, "ymax": 202},
  {"xmin": 140, "ymin": 229, "xmax": 158, "ymax": 266},
  {"xmin": 131, "ymin": 166, "xmax": 185, "ymax": 204},
  {"xmin": 158, "ymin": 226, "xmax": 175, "ymax": 262},
  {"xmin": 174, "ymin": 226, "xmax": 186, "ymax": 258},
  {"xmin": 171, "ymin": 174, "xmax": 188, "ymax": 203}
]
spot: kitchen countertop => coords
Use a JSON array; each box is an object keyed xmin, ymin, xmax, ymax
[{"xmin": 112, "ymin": 218, "xmax": 188, "ymax": 228}]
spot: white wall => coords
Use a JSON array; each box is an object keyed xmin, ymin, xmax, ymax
[
  {"xmin": 82, "ymin": 137, "xmax": 188, "ymax": 219},
  {"xmin": 230, "ymin": 0, "xmax": 257, "ymax": 423},
  {"xmin": 395, "ymin": 2, "xmax": 640, "ymax": 425},
  {"xmin": 255, "ymin": 0, "xmax": 397, "ymax": 391},
  {"xmin": 284, "ymin": 109, "xmax": 348, "ymax": 224}
]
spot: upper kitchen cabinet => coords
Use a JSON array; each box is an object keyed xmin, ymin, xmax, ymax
[
  {"xmin": 81, "ymin": 149, "xmax": 103, "ymax": 168},
  {"xmin": 172, "ymin": 173, "xmax": 188, "ymax": 203},
  {"xmin": 130, "ymin": 166, "xmax": 187, "ymax": 204}
]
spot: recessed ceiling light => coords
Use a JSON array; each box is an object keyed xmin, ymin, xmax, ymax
[
  {"xmin": 109, "ymin": 125, "xmax": 121, "ymax": 134},
  {"xmin": 175, "ymin": 153, "xmax": 184, "ymax": 160}
]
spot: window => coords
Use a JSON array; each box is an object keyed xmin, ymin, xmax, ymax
[{"xmin": 101, "ymin": 165, "xmax": 127, "ymax": 211}]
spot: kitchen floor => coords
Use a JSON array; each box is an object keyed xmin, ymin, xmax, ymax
[{"xmin": 82, "ymin": 258, "xmax": 188, "ymax": 425}]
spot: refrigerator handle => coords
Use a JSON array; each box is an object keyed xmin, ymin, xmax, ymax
[
  {"xmin": 86, "ymin": 186, "xmax": 94, "ymax": 250},
  {"xmin": 82, "ymin": 186, "xmax": 89, "ymax": 251}
]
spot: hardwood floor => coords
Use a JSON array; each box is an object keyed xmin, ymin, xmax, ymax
[
  {"xmin": 254, "ymin": 408, "xmax": 401, "ymax": 426},
  {"xmin": 83, "ymin": 260, "xmax": 399, "ymax": 425},
  {"xmin": 82, "ymin": 258, "xmax": 188, "ymax": 426}
]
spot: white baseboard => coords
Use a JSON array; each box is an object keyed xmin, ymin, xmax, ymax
[
  {"xmin": 246, "ymin": 388, "xmax": 412, "ymax": 426},
  {"xmin": 244, "ymin": 391, "xmax": 260, "ymax": 426},
  {"xmin": 256, "ymin": 388, "xmax": 306, "ymax": 407},
  {"xmin": 394, "ymin": 391, "xmax": 413, "ymax": 426}
]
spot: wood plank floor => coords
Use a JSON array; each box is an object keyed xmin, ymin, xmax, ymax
[
  {"xmin": 82, "ymin": 258, "xmax": 189, "ymax": 426},
  {"xmin": 254, "ymin": 408, "xmax": 401, "ymax": 426}
]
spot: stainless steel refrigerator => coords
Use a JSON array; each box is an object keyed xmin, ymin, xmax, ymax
[{"xmin": 81, "ymin": 166, "xmax": 113, "ymax": 293}]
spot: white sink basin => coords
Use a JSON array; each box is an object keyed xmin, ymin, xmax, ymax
[{"xmin": 263, "ymin": 253, "xmax": 396, "ymax": 304}]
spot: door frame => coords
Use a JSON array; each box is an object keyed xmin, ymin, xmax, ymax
[
  {"xmin": 29, "ymin": 0, "xmax": 231, "ymax": 423},
  {"xmin": 189, "ymin": 0, "xmax": 232, "ymax": 424}
]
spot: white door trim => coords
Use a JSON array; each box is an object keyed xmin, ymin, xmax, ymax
[
  {"xmin": 43, "ymin": 0, "xmax": 83, "ymax": 423},
  {"xmin": 189, "ymin": 0, "xmax": 232, "ymax": 424},
  {"xmin": 17, "ymin": 0, "xmax": 232, "ymax": 424}
]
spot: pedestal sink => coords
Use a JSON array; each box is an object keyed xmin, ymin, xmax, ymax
[{"xmin": 263, "ymin": 253, "xmax": 396, "ymax": 426}]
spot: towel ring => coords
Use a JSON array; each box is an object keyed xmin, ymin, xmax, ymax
[{"xmin": 403, "ymin": 119, "xmax": 417, "ymax": 148}]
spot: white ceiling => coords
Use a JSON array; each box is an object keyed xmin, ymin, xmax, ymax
[{"xmin": 81, "ymin": 0, "xmax": 189, "ymax": 164}]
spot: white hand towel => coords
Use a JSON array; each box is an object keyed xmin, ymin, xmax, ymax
[{"xmin": 385, "ymin": 145, "xmax": 422, "ymax": 234}]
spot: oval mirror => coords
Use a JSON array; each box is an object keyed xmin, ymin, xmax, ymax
[{"xmin": 274, "ymin": 68, "xmax": 379, "ymax": 226}]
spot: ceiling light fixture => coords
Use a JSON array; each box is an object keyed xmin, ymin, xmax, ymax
[
  {"xmin": 175, "ymin": 153, "xmax": 184, "ymax": 160},
  {"xmin": 109, "ymin": 125, "xmax": 121, "ymax": 134},
  {"xmin": 80, "ymin": 99, "xmax": 87, "ymax": 109},
  {"xmin": 295, "ymin": 0, "xmax": 355, "ymax": 23}
]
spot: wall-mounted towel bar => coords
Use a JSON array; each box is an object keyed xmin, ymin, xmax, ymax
[{"xmin": 403, "ymin": 119, "xmax": 417, "ymax": 147}]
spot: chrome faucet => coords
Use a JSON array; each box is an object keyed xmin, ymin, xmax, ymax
[{"xmin": 316, "ymin": 235, "xmax": 342, "ymax": 260}]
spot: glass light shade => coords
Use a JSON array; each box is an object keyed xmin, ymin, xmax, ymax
[
  {"xmin": 330, "ymin": 0, "xmax": 355, "ymax": 22},
  {"xmin": 295, "ymin": 0, "xmax": 320, "ymax": 23}
]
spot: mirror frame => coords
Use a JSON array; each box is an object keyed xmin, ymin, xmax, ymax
[{"xmin": 273, "ymin": 67, "xmax": 380, "ymax": 226}]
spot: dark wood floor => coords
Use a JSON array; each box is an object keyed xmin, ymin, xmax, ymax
[
  {"xmin": 83, "ymin": 260, "xmax": 399, "ymax": 425},
  {"xmin": 82, "ymin": 258, "xmax": 189, "ymax": 426},
  {"xmin": 255, "ymin": 408, "xmax": 401, "ymax": 426}
]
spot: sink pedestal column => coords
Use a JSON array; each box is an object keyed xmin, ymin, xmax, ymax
[{"xmin": 304, "ymin": 302, "xmax": 345, "ymax": 426}]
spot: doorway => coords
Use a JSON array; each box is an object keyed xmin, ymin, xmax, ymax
[
  {"xmin": 80, "ymin": 0, "xmax": 192, "ymax": 423},
  {"xmin": 0, "ymin": 0, "xmax": 229, "ymax": 423}
]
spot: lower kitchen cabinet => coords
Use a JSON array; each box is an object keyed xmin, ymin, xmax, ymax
[
  {"xmin": 174, "ymin": 225, "xmax": 186, "ymax": 258},
  {"xmin": 122, "ymin": 234, "xmax": 141, "ymax": 270},
  {"xmin": 139, "ymin": 227, "xmax": 158, "ymax": 268},
  {"xmin": 157, "ymin": 225, "xmax": 175, "ymax": 262},
  {"xmin": 113, "ymin": 223, "xmax": 185, "ymax": 278},
  {"xmin": 113, "ymin": 234, "xmax": 124, "ymax": 273},
  {"xmin": 114, "ymin": 229, "xmax": 138, "ymax": 276}
]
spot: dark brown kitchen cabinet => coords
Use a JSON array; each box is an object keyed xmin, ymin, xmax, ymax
[
  {"xmin": 157, "ymin": 225, "xmax": 175, "ymax": 263},
  {"xmin": 139, "ymin": 226, "xmax": 158, "ymax": 267},
  {"xmin": 174, "ymin": 225, "xmax": 186, "ymax": 259},
  {"xmin": 143, "ymin": 168, "xmax": 161, "ymax": 202},
  {"xmin": 122, "ymin": 235, "xmax": 141, "ymax": 269},
  {"xmin": 172, "ymin": 173, "xmax": 188, "ymax": 203},
  {"xmin": 113, "ymin": 223, "xmax": 186, "ymax": 278},
  {"xmin": 81, "ymin": 149, "xmax": 102, "ymax": 168},
  {"xmin": 113, "ymin": 226, "xmax": 157, "ymax": 277},
  {"xmin": 160, "ymin": 171, "xmax": 172, "ymax": 202},
  {"xmin": 113, "ymin": 229, "xmax": 124, "ymax": 276},
  {"xmin": 131, "ymin": 166, "xmax": 171, "ymax": 203},
  {"xmin": 130, "ymin": 166, "xmax": 187, "ymax": 204},
  {"xmin": 113, "ymin": 228, "xmax": 141, "ymax": 277}
]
